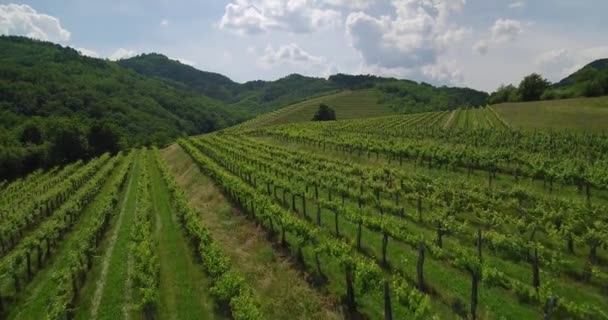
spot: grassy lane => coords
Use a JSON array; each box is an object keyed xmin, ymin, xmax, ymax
[
  {"xmin": 74, "ymin": 152, "xmax": 142, "ymax": 320},
  {"xmin": 7, "ymin": 156, "xmax": 127, "ymax": 320},
  {"xmin": 147, "ymin": 151, "xmax": 222, "ymax": 320},
  {"xmin": 161, "ymin": 144, "xmax": 342, "ymax": 320}
]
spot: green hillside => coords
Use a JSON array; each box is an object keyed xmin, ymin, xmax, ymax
[
  {"xmin": 492, "ymin": 96, "xmax": 608, "ymax": 131},
  {"xmin": 556, "ymin": 58, "xmax": 608, "ymax": 89},
  {"xmin": 119, "ymin": 54, "xmax": 340, "ymax": 114},
  {"xmin": 230, "ymin": 85, "xmax": 490, "ymax": 131},
  {"xmin": 0, "ymin": 36, "xmax": 241, "ymax": 179},
  {"xmin": 120, "ymin": 55, "xmax": 489, "ymax": 117},
  {"xmin": 230, "ymin": 90, "xmax": 394, "ymax": 130},
  {"xmin": 118, "ymin": 53, "xmax": 241, "ymax": 101},
  {"xmin": 0, "ymin": 37, "xmax": 488, "ymax": 180}
]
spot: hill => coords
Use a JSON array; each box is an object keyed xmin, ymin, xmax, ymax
[
  {"xmin": 229, "ymin": 90, "xmax": 393, "ymax": 130},
  {"xmin": 492, "ymin": 96, "xmax": 608, "ymax": 131},
  {"xmin": 0, "ymin": 37, "xmax": 488, "ymax": 179},
  {"xmin": 556, "ymin": 58, "xmax": 608, "ymax": 88},
  {"xmin": 0, "ymin": 36, "xmax": 242, "ymax": 179},
  {"xmin": 229, "ymin": 84, "xmax": 488, "ymax": 130},
  {"xmin": 550, "ymin": 58, "xmax": 608, "ymax": 98},
  {"xmin": 118, "ymin": 53, "xmax": 240, "ymax": 101},
  {"xmin": 119, "ymin": 54, "xmax": 339, "ymax": 114},
  {"xmin": 119, "ymin": 55, "xmax": 488, "ymax": 116}
]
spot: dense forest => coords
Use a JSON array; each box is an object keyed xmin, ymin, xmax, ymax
[{"xmin": 0, "ymin": 36, "xmax": 242, "ymax": 179}]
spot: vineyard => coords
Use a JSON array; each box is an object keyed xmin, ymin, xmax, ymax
[
  {"xmin": 231, "ymin": 95, "xmax": 608, "ymax": 132},
  {"xmin": 1, "ymin": 108, "xmax": 607, "ymax": 319},
  {"xmin": 230, "ymin": 90, "xmax": 394, "ymax": 131}
]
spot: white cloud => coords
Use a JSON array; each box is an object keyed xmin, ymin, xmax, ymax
[
  {"xmin": 0, "ymin": 4, "xmax": 70, "ymax": 42},
  {"xmin": 160, "ymin": 19, "xmax": 169, "ymax": 27},
  {"xmin": 508, "ymin": 1, "xmax": 525, "ymax": 9},
  {"xmin": 491, "ymin": 18, "xmax": 523, "ymax": 43},
  {"xmin": 259, "ymin": 43, "xmax": 326, "ymax": 68},
  {"xmin": 219, "ymin": 0, "xmax": 341, "ymax": 34},
  {"xmin": 109, "ymin": 48, "xmax": 137, "ymax": 60},
  {"xmin": 435, "ymin": 27, "xmax": 471, "ymax": 51},
  {"xmin": 345, "ymin": 0, "xmax": 467, "ymax": 75},
  {"xmin": 474, "ymin": 18, "xmax": 523, "ymax": 55},
  {"xmin": 473, "ymin": 40, "xmax": 489, "ymax": 55},
  {"xmin": 322, "ymin": 0, "xmax": 376, "ymax": 9},
  {"xmin": 421, "ymin": 61, "xmax": 464, "ymax": 85},
  {"xmin": 76, "ymin": 47, "xmax": 99, "ymax": 58},
  {"xmin": 535, "ymin": 46, "xmax": 608, "ymax": 82}
]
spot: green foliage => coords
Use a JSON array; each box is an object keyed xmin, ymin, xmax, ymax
[
  {"xmin": 118, "ymin": 53, "xmax": 239, "ymax": 101},
  {"xmin": 0, "ymin": 36, "xmax": 242, "ymax": 180},
  {"xmin": 491, "ymin": 58, "xmax": 608, "ymax": 105},
  {"xmin": 154, "ymin": 149, "xmax": 263, "ymax": 319},
  {"xmin": 312, "ymin": 104, "xmax": 336, "ymax": 121},
  {"xmin": 488, "ymin": 84, "xmax": 520, "ymax": 104},
  {"xmin": 119, "ymin": 55, "xmax": 340, "ymax": 115},
  {"xmin": 87, "ymin": 122, "xmax": 124, "ymax": 157},
  {"xmin": 121, "ymin": 56, "xmax": 489, "ymax": 117},
  {"xmin": 518, "ymin": 73, "xmax": 551, "ymax": 101},
  {"xmin": 376, "ymin": 81, "xmax": 488, "ymax": 113}
]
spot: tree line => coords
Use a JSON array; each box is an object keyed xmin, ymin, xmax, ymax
[{"xmin": 489, "ymin": 62, "xmax": 608, "ymax": 105}]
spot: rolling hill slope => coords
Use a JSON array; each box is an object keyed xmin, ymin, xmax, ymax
[
  {"xmin": 0, "ymin": 36, "xmax": 241, "ymax": 179},
  {"xmin": 120, "ymin": 55, "xmax": 489, "ymax": 117},
  {"xmin": 230, "ymin": 90, "xmax": 394, "ymax": 130},
  {"xmin": 492, "ymin": 96, "xmax": 608, "ymax": 131}
]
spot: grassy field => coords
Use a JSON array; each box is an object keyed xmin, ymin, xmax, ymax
[
  {"xmin": 492, "ymin": 96, "xmax": 608, "ymax": 131},
  {"xmin": 231, "ymin": 90, "xmax": 394, "ymax": 131}
]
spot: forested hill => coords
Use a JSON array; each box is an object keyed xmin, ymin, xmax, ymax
[
  {"xmin": 120, "ymin": 54, "xmax": 489, "ymax": 115},
  {"xmin": 117, "ymin": 53, "xmax": 241, "ymax": 101},
  {"xmin": 0, "ymin": 36, "xmax": 488, "ymax": 180},
  {"xmin": 119, "ymin": 54, "xmax": 339, "ymax": 114},
  {"xmin": 0, "ymin": 36, "xmax": 242, "ymax": 179},
  {"xmin": 554, "ymin": 58, "xmax": 608, "ymax": 96}
]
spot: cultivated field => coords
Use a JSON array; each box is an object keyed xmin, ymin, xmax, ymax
[
  {"xmin": 207, "ymin": 113, "xmax": 607, "ymax": 319},
  {"xmin": 230, "ymin": 90, "xmax": 394, "ymax": 131},
  {"xmin": 1, "ymin": 98, "xmax": 608, "ymax": 320},
  {"xmin": 493, "ymin": 96, "xmax": 608, "ymax": 132}
]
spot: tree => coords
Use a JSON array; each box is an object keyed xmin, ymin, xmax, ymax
[
  {"xmin": 87, "ymin": 122, "xmax": 123, "ymax": 156},
  {"xmin": 488, "ymin": 84, "xmax": 518, "ymax": 104},
  {"xmin": 20, "ymin": 120, "xmax": 44, "ymax": 145},
  {"xmin": 518, "ymin": 73, "xmax": 550, "ymax": 101},
  {"xmin": 583, "ymin": 80, "xmax": 604, "ymax": 97},
  {"xmin": 312, "ymin": 104, "xmax": 336, "ymax": 121},
  {"xmin": 48, "ymin": 119, "xmax": 88, "ymax": 164}
]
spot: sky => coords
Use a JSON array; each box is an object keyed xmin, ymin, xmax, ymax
[{"xmin": 0, "ymin": 0, "xmax": 607, "ymax": 92}]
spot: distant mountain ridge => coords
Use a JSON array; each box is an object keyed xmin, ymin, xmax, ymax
[{"xmin": 119, "ymin": 54, "xmax": 489, "ymax": 115}]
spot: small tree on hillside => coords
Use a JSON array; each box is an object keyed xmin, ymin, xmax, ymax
[
  {"xmin": 312, "ymin": 103, "xmax": 336, "ymax": 121},
  {"xmin": 519, "ymin": 73, "xmax": 550, "ymax": 101}
]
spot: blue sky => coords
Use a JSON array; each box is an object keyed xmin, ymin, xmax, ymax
[{"xmin": 1, "ymin": 0, "xmax": 607, "ymax": 92}]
